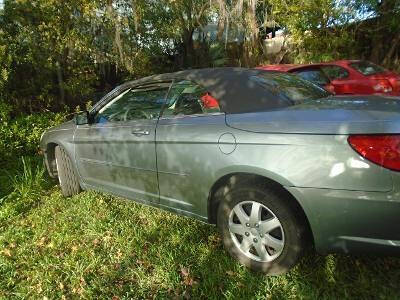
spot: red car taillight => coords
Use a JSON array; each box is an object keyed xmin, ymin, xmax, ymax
[
  {"xmin": 373, "ymin": 79, "xmax": 393, "ymax": 93},
  {"xmin": 348, "ymin": 135, "xmax": 400, "ymax": 171}
]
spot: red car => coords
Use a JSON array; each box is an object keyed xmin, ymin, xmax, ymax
[{"xmin": 257, "ymin": 60, "xmax": 400, "ymax": 96}]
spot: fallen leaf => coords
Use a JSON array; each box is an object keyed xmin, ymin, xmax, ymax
[
  {"xmin": 37, "ymin": 237, "xmax": 46, "ymax": 247},
  {"xmin": 80, "ymin": 277, "xmax": 86, "ymax": 286},
  {"xmin": 116, "ymin": 249, "xmax": 123, "ymax": 260},
  {"xmin": 226, "ymin": 270, "xmax": 235, "ymax": 276},
  {"xmin": 2, "ymin": 249, "xmax": 11, "ymax": 257},
  {"xmin": 180, "ymin": 267, "xmax": 189, "ymax": 277},
  {"xmin": 180, "ymin": 267, "xmax": 196, "ymax": 287}
]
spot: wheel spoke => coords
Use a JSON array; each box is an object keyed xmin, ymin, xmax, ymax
[
  {"xmin": 264, "ymin": 234, "xmax": 284, "ymax": 252},
  {"xmin": 254, "ymin": 241, "xmax": 270, "ymax": 261},
  {"xmin": 233, "ymin": 205, "xmax": 249, "ymax": 225},
  {"xmin": 229, "ymin": 223, "xmax": 246, "ymax": 236},
  {"xmin": 259, "ymin": 217, "xmax": 280, "ymax": 234},
  {"xmin": 240, "ymin": 238, "xmax": 252, "ymax": 253},
  {"xmin": 249, "ymin": 202, "xmax": 261, "ymax": 224}
]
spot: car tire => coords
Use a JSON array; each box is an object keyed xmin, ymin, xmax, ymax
[
  {"xmin": 55, "ymin": 145, "xmax": 82, "ymax": 197},
  {"xmin": 217, "ymin": 179, "xmax": 306, "ymax": 275}
]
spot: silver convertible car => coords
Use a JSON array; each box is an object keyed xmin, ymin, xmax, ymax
[{"xmin": 40, "ymin": 68, "xmax": 400, "ymax": 274}]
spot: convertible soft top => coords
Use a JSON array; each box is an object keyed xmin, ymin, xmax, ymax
[{"xmin": 125, "ymin": 68, "xmax": 290, "ymax": 114}]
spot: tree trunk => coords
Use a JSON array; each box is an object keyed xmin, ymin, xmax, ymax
[
  {"xmin": 216, "ymin": 0, "xmax": 226, "ymax": 41},
  {"xmin": 183, "ymin": 28, "xmax": 195, "ymax": 67},
  {"xmin": 383, "ymin": 33, "xmax": 400, "ymax": 66},
  {"xmin": 56, "ymin": 60, "xmax": 65, "ymax": 107}
]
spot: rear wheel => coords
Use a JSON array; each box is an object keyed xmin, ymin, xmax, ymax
[
  {"xmin": 217, "ymin": 182, "xmax": 306, "ymax": 275},
  {"xmin": 55, "ymin": 146, "xmax": 81, "ymax": 197}
]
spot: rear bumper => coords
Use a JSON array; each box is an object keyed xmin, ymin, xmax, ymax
[{"xmin": 286, "ymin": 186, "xmax": 400, "ymax": 256}]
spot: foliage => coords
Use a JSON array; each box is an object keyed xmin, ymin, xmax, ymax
[
  {"xmin": 0, "ymin": 0, "xmax": 399, "ymax": 115},
  {"xmin": 267, "ymin": 0, "xmax": 400, "ymax": 67},
  {"xmin": 0, "ymin": 111, "xmax": 67, "ymax": 161},
  {"xmin": 0, "ymin": 30, "xmax": 10, "ymax": 97}
]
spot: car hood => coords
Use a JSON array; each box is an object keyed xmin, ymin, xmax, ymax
[{"xmin": 226, "ymin": 95, "xmax": 400, "ymax": 134}]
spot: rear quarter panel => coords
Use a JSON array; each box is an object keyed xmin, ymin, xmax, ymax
[{"xmin": 230, "ymin": 129, "xmax": 392, "ymax": 192}]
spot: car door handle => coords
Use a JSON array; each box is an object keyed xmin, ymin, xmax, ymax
[{"xmin": 131, "ymin": 129, "xmax": 150, "ymax": 136}]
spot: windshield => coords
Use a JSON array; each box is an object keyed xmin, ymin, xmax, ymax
[
  {"xmin": 252, "ymin": 73, "xmax": 331, "ymax": 105},
  {"xmin": 349, "ymin": 61, "xmax": 386, "ymax": 76}
]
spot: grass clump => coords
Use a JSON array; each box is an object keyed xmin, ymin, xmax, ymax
[{"xmin": 0, "ymin": 157, "xmax": 49, "ymax": 228}]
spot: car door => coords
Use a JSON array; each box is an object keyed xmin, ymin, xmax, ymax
[
  {"xmin": 320, "ymin": 65, "xmax": 355, "ymax": 94},
  {"xmin": 74, "ymin": 81, "xmax": 171, "ymax": 204},
  {"xmin": 156, "ymin": 80, "xmax": 227, "ymax": 218}
]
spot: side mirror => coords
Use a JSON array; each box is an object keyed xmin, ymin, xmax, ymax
[{"xmin": 74, "ymin": 111, "xmax": 91, "ymax": 125}]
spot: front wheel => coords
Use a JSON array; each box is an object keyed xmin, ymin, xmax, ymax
[
  {"xmin": 55, "ymin": 146, "xmax": 82, "ymax": 197},
  {"xmin": 217, "ymin": 183, "xmax": 306, "ymax": 275}
]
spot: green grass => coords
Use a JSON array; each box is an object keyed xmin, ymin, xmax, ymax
[{"xmin": 1, "ymin": 157, "xmax": 400, "ymax": 299}]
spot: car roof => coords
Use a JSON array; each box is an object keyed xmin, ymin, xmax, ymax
[
  {"xmin": 123, "ymin": 67, "xmax": 292, "ymax": 114},
  {"xmin": 256, "ymin": 64, "xmax": 304, "ymax": 72}
]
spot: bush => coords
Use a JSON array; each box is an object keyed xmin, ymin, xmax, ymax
[{"xmin": 0, "ymin": 107, "xmax": 67, "ymax": 161}]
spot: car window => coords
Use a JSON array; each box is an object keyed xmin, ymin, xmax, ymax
[
  {"xmin": 293, "ymin": 69, "xmax": 330, "ymax": 86},
  {"xmin": 251, "ymin": 73, "xmax": 330, "ymax": 104},
  {"xmin": 94, "ymin": 82, "xmax": 171, "ymax": 123},
  {"xmin": 161, "ymin": 80, "xmax": 220, "ymax": 117},
  {"xmin": 321, "ymin": 65, "xmax": 349, "ymax": 80},
  {"xmin": 349, "ymin": 61, "xmax": 386, "ymax": 76}
]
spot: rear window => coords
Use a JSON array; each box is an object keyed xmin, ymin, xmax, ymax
[
  {"xmin": 251, "ymin": 73, "xmax": 331, "ymax": 105},
  {"xmin": 349, "ymin": 61, "xmax": 386, "ymax": 76}
]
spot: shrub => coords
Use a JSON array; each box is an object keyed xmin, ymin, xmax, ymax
[{"xmin": 0, "ymin": 108, "xmax": 67, "ymax": 162}]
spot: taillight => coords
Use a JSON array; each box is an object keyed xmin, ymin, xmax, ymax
[
  {"xmin": 373, "ymin": 79, "xmax": 393, "ymax": 93},
  {"xmin": 348, "ymin": 135, "xmax": 400, "ymax": 171}
]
